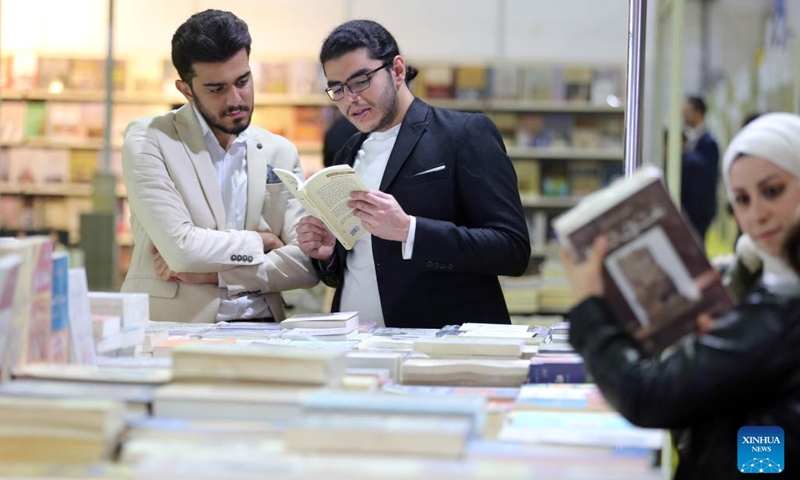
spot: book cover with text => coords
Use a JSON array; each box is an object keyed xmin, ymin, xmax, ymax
[{"xmin": 553, "ymin": 166, "xmax": 734, "ymax": 354}]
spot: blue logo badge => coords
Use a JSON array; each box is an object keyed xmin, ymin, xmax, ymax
[{"xmin": 738, "ymin": 426, "xmax": 784, "ymax": 474}]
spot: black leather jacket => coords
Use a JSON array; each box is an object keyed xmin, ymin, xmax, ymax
[{"xmin": 568, "ymin": 289, "xmax": 800, "ymax": 480}]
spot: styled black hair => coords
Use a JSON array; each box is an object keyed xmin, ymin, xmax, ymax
[
  {"xmin": 319, "ymin": 19, "xmax": 418, "ymax": 85},
  {"xmin": 171, "ymin": 9, "xmax": 251, "ymax": 84},
  {"xmin": 686, "ymin": 96, "xmax": 707, "ymax": 116}
]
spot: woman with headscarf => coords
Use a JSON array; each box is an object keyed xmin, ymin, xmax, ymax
[
  {"xmin": 722, "ymin": 113, "xmax": 800, "ymax": 299},
  {"xmin": 559, "ymin": 113, "xmax": 800, "ymax": 480}
]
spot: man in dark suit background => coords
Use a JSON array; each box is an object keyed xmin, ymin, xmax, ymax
[
  {"xmin": 296, "ymin": 19, "xmax": 530, "ymax": 329},
  {"xmin": 681, "ymin": 95, "xmax": 720, "ymax": 242},
  {"xmin": 323, "ymin": 113, "xmax": 359, "ymax": 168}
]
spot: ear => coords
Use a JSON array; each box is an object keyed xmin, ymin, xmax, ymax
[
  {"xmin": 176, "ymin": 79, "xmax": 194, "ymax": 104},
  {"xmin": 390, "ymin": 55, "xmax": 406, "ymax": 88}
]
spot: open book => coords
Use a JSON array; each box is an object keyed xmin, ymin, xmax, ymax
[
  {"xmin": 552, "ymin": 165, "xmax": 734, "ymax": 355},
  {"xmin": 273, "ymin": 165, "xmax": 368, "ymax": 250}
]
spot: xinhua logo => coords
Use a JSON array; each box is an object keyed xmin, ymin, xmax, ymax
[{"xmin": 738, "ymin": 426, "xmax": 784, "ymax": 474}]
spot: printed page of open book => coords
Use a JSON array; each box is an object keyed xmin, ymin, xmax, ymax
[{"xmin": 273, "ymin": 165, "xmax": 368, "ymax": 250}]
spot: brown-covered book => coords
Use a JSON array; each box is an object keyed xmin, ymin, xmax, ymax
[{"xmin": 553, "ymin": 165, "xmax": 734, "ymax": 354}]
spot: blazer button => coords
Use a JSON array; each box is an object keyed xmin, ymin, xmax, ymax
[
  {"xmin": 448, "ymin": 263, "xmax": 454, "ymax": 270},
  {"xmin": 230, "ymin": 255, "xmax": 236, "ymax": 261},
  {"xmin": 248, "ymin": 256, "xmax": 253, "ymax": 262},
  {"xmin": 426, "ymin": 261, "xmax": 433, "ymax": 268}
]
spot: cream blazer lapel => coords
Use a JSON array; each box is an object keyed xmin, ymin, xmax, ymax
[{"xmin": 173, "ymin": 105, "xmax": 226, "ymax": 230}]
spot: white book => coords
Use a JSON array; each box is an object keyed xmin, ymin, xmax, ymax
[
  {"xmin": 95, "ymin": 326, "xmax": 146, "ymax": 354},
  {"xmin": 458, "ymin": 323, "xmax": 531, "ymax": 332},
  {"xmin": 401, "ymin": 358, "xmax": 530, "ymax": 388},
  {"xmin": 412, "ymin": 337, "xmax": 523, "ymax": 359},
  {"xmin": 285, "ymin": 413, "xmax": 472, "ymax": 458},
  {"xmin": 273, "ymin": 165, "xmax": 368, "ymax": 250},
  {"xmin": 152, "ymin": 382, "xmax": 311, "ymax": 422},
  {"xmin": 92, "ymin": 314, "xmax": 122, "ymax": 339},
  {"xmin": 171, "ymin": 343, "xmax": 347, "ymax": 386},
  {"xmin": 88, "ymin": 292, "xmax": 149, "ymax": 328},
  {"xmin": 12, "ymin": 363, "xmax": 171, "ymax": 385},
  {"xmin": 345, "ymin": 351, "xmax": 405, "ymax": 383},
  {"xmin": 280, "ymin": 311, "xmax": 359, "ymax": 330},
  {"xmin": 0, "ymin": 255, "xmax": 22, "ymax": 377},
  {"xmin": 67, "ymin": 268, "xmax": 97, "ymax": 365},
  {"xmin": 499, "ymin": 410, "xmax": 664, "ymax": 450}
]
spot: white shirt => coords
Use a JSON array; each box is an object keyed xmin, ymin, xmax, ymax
[
  {"xmin": 339, "ymin": 124, "xmax": 416, "ymax": 326},
  {"xmin": 193, "ymin": 106, "xmax": 271, "ymax": 321},
  {"xmin": 685, "ymin": 122, "xmax": 707, "ymax": 152}
]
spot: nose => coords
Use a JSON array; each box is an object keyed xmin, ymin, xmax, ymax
[
  {"xmin": 228, "ymin": 86, "xmax": 244, "ymax": 105},
  {"xmin": 343, "ymin": 85, "xmax": 362, "ymax": 102},
  {"xmin": 750, "ymin": 195, "xmax": 771, "ymax": 224}
]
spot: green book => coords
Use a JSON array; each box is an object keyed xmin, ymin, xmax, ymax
[{"xmin": 24, "ymin": 101, "xmax": 47, "ymax": 139}]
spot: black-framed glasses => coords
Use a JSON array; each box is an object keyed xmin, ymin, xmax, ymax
[{"xmin": 325, "ymin": 62, "xmax": 392, "ymax": 101}]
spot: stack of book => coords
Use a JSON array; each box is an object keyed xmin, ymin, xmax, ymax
[
  {"xmin": 285, "ymin": 390, "xmax": 486, "ymax": 458},
  {"xmin": 279, "ymin": 311, "xmax": 360, "ymax": 341},
  {"xmin": 152, "ymin": 343, "xmax": 347, "ymax": 423},
  {"xmin": 399, "ymin": 327, "xmax": 534, "ymax": 388},
  {"xmin": 0, "ymin": 397, "xmax": 126, "ymax": 464},
  {"xmin": 88, "ymin": 292, "xmax": 149, "ymax": 357}
]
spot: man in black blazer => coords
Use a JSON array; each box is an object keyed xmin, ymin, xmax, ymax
[
  {"xmin": 682, "ymin": 96, "xmax": 720, "ymax": 241},
  {"xmin": 296, "ymin": 20, "xmax": 530, "ymax": 329}
]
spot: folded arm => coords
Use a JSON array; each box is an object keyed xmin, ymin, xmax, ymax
[{"xmin": 122, "ymin": 121, "xmax": 265, "ymax": 273}]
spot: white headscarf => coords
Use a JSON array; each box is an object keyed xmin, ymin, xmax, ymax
[{"xmin": 722, "ymin": 112, "xmax": 800, "ymax": 296}]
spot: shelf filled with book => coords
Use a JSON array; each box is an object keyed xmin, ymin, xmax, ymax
[{"xmin": 506, "ymin": 146, "xmax": 623, "ymax": 161}]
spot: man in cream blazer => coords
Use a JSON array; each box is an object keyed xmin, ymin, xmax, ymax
[{"xmin": 121, "ymin": 10, "xmax": 317, "ymax": 323}]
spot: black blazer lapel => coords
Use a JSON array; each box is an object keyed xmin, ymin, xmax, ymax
[{"xmin": 379, "ymin": 98, "xmax": 429, "ymax": 191}]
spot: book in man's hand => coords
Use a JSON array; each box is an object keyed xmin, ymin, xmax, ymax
[
  {"xmin": 272, "ymin": 165, "xmax": 368, "ymax": 250},
  {"xmin": 552, "ymin": 165, "xmax": 734, "ymax": 355}
]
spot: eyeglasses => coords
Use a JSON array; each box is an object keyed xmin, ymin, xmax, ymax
[{"xmin": 325, "ymin": 63, "xmax": 392, "ymax": 101}]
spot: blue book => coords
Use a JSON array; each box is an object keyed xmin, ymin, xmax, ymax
[
  {"xmin": 50, "ymin": 251, "xmax": 70, "ymax": 363},
  {"xmin": 528, "ymin": 355, "xmax": 587, "ymax": 384}
]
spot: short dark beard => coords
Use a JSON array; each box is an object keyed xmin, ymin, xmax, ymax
[
  {"xmin": 370, "ymin": 75, "xmax": 399, "ymax": 133},
  {"xmin": 192, "ymin": 87, "xmax": 252, "ymax": 135}
]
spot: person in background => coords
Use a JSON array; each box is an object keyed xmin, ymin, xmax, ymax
[
  {"xmin": 323, "ymin": 112, "xmax": 359, "ymax": 168},
  {"xmin": 296, "ymin": 20, "xmax": 530, "ymax": 329},
  {"xmin": 121, "ymin": 9, "xmax": 317, "ymax": 323},
  {"xmin": 680, "ymin": 96, "xmax": 720, "ymax": 242},
  {"xmin": 560, "ymin": 112, "xmax": 800, "ymax": 480}
]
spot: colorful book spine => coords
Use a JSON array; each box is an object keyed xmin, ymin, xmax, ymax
[{"xmin": 49, "ymin": 251, "xmax": 70, "ymax": 363}]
